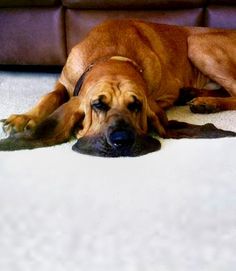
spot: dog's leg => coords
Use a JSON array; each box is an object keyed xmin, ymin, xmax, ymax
[
  {"xmin": 0, "ymin": 97, "xmax": 84, "ymax": 151},
  {"xmin": 175, "ymin": 87, "xmax": 229, "ymax": 106},
  {"xmin": 187, "ymin": 32, "xmax": 236, "ymax": 113},
  {"xmin": 176, "ymin": 87, "xmax": 234, "ymax": 113},
  {"xmin": 189, "ymin": 97, "xmax": 236, "ymax": 113},
  {"xmin": 1, "ymin": 81, "xmax": 69, "ymax": 135}
]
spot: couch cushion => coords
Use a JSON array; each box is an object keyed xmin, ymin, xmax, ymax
[
  {"xmin": 0, "ymin": 0, "xmax": 60, "ymax": 7},
  {"xmin": 63, "ymin": 0, "xmax": 205, "ymax": 9},
  {"xmin": 0, "ymin": 7, "xmax": 66, "ymax": 65},
  {"xmin": 206, "ymin": 6, "xmax": 236, "ymax": 29},
  {"xmin": 66, "ymin": 9, "xmax": 203, "ymax": 52},
  {"xmin": 208, "ymin": 0, "xmax": 235, "ymax": 5}
]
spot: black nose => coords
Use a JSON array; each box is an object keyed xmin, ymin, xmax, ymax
[{"xmin": 109, "ymin": 130, "xmax": 135, "ymax": 149}]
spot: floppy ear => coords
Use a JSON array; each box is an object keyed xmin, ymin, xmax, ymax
[
  {"xmin": 0, "ymin": 97, "xmax": 84, "ymax": 151},
  {"xmin": 165, "ymin": 120, "xmax": 236, "ymax": 139},
  {"xmin": 146, "ymin": 99, "xmax": 168, "ymax": 137}
]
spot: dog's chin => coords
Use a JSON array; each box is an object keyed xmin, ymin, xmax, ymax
[{"xmin": 72, "ymin": 134, "xmax": 161, "ymax": 157}]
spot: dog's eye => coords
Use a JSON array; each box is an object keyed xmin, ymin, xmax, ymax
[
  {"xmin": 128, "ymin": 100, "xmax": 142, "ymax": 113},
  {"xmin": 92, "ymin": 100, "xmax": 110, "ymax": 112}
]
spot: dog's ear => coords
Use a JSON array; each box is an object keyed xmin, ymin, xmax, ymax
[
  {"xmin": 146, "ymin": 100, "xmax": 168, "ymax": 137},
  {"xmin": 165, "ymin": 120, "xmax": 236, "ymax": 139},
  {"xmin": 0, "ymin": 97, "xmax": 84, "ymax": 151},
  {"xmin": 32, "ymin": 97, "xmax": 85, "ymax": 142}
]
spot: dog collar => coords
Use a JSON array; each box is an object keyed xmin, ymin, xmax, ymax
[
  {"xmin": 109, "ymin": 56, "xmax": 143, "ymax": 73},
  {"xmin": 73, "ymin": 64, "xmax": 94, "ymax": 96},
  {"xmin": 73, "ymin": 56, "xmax": 143, "ymax": 96}
]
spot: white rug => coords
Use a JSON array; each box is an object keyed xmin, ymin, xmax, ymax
[{"xmin": 0, "ymin": 71, "xmax": 236, "ymax": 271}]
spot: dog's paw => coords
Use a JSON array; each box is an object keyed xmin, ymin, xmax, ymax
[
  {"xmin": 189, "ymin": 98, "xmax": 221, "ymax": 114},
  {"xmin": 1, "ymin": 114, "xmax": 38, "ymax": 135}
]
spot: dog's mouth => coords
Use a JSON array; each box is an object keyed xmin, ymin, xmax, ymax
[{"xmin": 72, "ymin": 132, "xmax": 161, "ymax": 157}]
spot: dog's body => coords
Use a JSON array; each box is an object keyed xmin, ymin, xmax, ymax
[{"xmin": 1, "ymin": 20, "xmax": 236, "ymax": 156}]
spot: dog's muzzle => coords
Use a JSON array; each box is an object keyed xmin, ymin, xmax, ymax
[
  {"xmin": 106, "ymin": 119, "xmax": 136, "ymax": 151},
  {"xmin": 108, "ymin": 129, "xmax": 135, "ymax": 149},
  {"xmin": 72, "ymin": 119, "xmax": 161, "ymax": 157}
]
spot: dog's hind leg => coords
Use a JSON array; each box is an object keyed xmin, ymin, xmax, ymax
[
  {"xmin": 1, "ymin": 82, "xmax": 69, "ymax": 135},
  {"xmin": 175, "ymin": 86, "xmax": 235, "ymax": 113},
  {"xmin": 175, "ymin": 87, "xmax": 230, "ymax": 106},
  {"xmin": 187, "ymin": 32, "xmax": 236, "ymax": 113},
  {"xmin": 189, "ymin": 97, "xmax": 236, "ymax": 113}
]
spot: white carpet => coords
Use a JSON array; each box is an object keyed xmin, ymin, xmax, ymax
[{"xmin": 0, "ymin": 71, "xmax": 236, "ymax": 271}]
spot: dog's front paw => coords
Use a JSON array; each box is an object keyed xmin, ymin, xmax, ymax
[
  {"xmin": 1, "ymin": 114, "xmax": 38, "ymax": 135},
  {"xmin": 189, "ymin": 98, "xmax": 221, "ymax": 114}
]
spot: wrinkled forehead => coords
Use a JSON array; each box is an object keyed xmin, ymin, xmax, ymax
[{"xmin": 86, "ymin": 79, "xmax": 145, "ymax": 103}]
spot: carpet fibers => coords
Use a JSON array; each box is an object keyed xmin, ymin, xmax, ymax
[{"xmin": 0, "ymin": 71, "xmax": 236, "ymax": 270}]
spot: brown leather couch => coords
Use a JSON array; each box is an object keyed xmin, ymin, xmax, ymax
[{"xmin": 0, "ymin": 0, "xmax": 235, "ymax": 67}]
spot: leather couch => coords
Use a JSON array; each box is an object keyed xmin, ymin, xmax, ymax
[{"xmin": 0, "ymin": 0, "xmax": 235, "ymax": 67}]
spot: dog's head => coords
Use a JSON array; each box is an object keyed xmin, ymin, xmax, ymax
[{"xmin": 72, "ymin": 58, "xmax": 167, "ymax": 157}]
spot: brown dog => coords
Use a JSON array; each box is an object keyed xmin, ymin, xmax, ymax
[{"xmin": 1, "ymin": 19, "xmax": 236, "ymax": 156}]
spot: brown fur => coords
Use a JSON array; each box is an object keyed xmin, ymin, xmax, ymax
[{"xmin": 1, "ymin": 20, "xmax": 236, "ymax": 156}]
